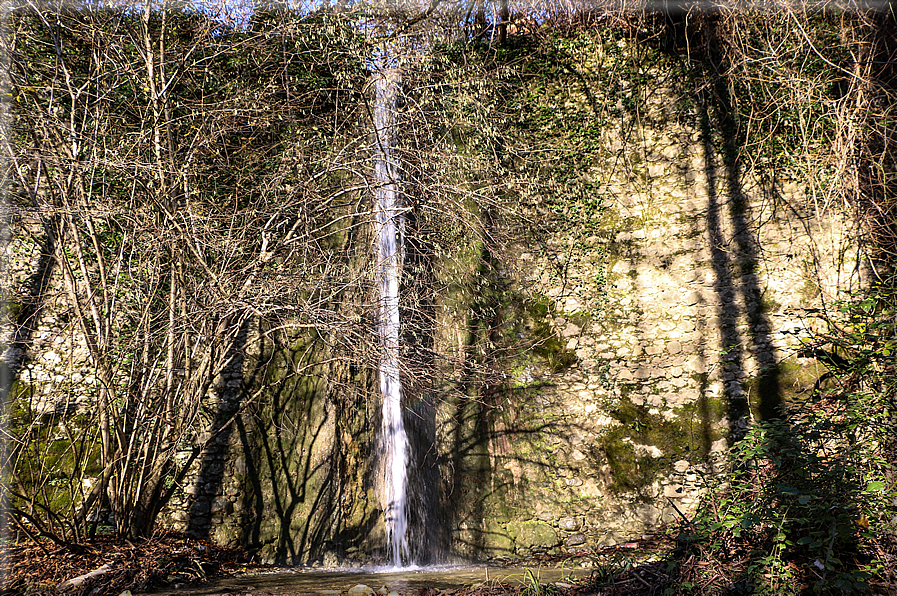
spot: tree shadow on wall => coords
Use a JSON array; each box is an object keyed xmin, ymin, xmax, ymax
[
  {"xmin": 185, "ymin": 319, "xmax": 249, "ymax": 539},
  {"xmin": 434, "ymin": 230, "xmax": 590, "ymax": 559},
  {"xmin": 228, "ymin": 324, "xmax": 380, "ymax": 565},
  {"xmin": 184, "ymin": 312, "xmax": 379, "ymax": 565},
  {"xmin": 2, "ymin": 217, "xmax": 58, "ymax": 391},
  {"xmin": 657, "ymin": 9, "xmax": 782, "ymax": 431}
]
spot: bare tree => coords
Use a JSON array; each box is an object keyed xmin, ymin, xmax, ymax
[{"xmin": 2, "ymin": 1, "xmax": 377, "ymax": 539}]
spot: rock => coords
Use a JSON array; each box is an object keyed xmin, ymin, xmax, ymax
[
  {"xmin": 564, "ymin": 296, "xmax": 582, "ymax": 311},
  {"xmin": 559, "ymin": 517, "xmax": 582, "ymax": 531},
  {"xmin": 348, "ymin": 585, "xmax": 374, "ymax": 596},
  {"xmin": 673, "ymin": 459, "xmax": 690, "ymax": 473},
  {"xmin": 562, "ymin": 323, "xmax": 581, "ymax": 337},
  {"xmin": 507, "ymin": 520, "xmax": 559, "ymax": 552},
  {"xmin": 189, "ymin": 501, "xmax": 210, "ymax": 516},
  {"xmin": 565, "ymin": 534, "xmax": 588, "ymax": 550},
  {"xmin": 617, "ymin": 368, "xmax": 634, "ymax": 382},
  {"xmin": 664, "ymin": 484, "xmax": 684, "ymax": 497},
  {"xmin": 687, "ymin": 356, "xmax": 707, "ymax": 374},
  {"xmin": 597, "ymin": 534, "xmax": 622, "ymax": 548},
  {"xmin": 647, "ymin": 163, "xmax": 665, "ymax": 177},
  {"xmin": 210, "ymin": 496, "xmax": 230, "ymax": 514},
  {"xmin": 634, "ymin": 368, "xmax": 651, "ymax": 380}
]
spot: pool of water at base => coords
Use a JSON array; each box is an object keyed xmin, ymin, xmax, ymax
[{"xmin": 143, "ymin": 565, "xmax": 593, "ymax": 596}]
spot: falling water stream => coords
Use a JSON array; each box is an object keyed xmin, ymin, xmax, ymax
[{"xmin": 373, "ymin": 67, "xmax": 410, "ymax": 568}]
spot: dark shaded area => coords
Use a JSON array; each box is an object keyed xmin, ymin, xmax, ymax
[
  {"xmin": 185, "ymin": 320, "xmax": 248, "ymax": 538},
  {"xmin": 230, "ymin": 322, "xmax": 379, "ymax": 566},
  {"xmin": 392, "ymin": 73, "xmax": 457, "ymax": 557},
  {"xmin": 399, "ymin": 207, "xmax": 448, "ymax": 564},
  {"xmin": 1, "ymin": 219, "xmax": 57, "ymax": 385},
  {"xmin": 857, "ymin": 8, "xmax": 897, "ymax": 285},
  {"xmin": 222, "ymin": 189, "xmax": 385, "ymax": 564}
]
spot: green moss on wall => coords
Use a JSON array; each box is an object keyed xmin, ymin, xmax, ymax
[
  {"xmin": 591, "ymin": 393, "xmax": 724, "ymax": 495},
  {"xmin": 743, "ymin": 356, "xmax": 827, "ymax": 421}
]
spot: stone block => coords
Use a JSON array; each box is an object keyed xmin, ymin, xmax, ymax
[
  {"xmin": 634, "ymin": 368, "xmax": 652, "ymax": 380},
  {"xmin": 565, "ymin": 533, "xmax": 587, "ymax": 547},
  {"xmin": 687, "ymin": 356, "xmax": 707, "ymax": 374},
  {"xmin": 663, "ymin": 484, "xmax": 684, "ymax": 497},
  {"xmin": 673, "ymin": 460, "xmax": 690, "ymax": 473},
  {"xmin": 507, "ymin": 520, "xmax": 559, "ymax": 552},
  {"xmin": 559, "ymin": 517, "xmax": 582, "ymax": 531},
  {"xmin": 562, "ymin": 323, "xmax": 581, "ymax": 337}
]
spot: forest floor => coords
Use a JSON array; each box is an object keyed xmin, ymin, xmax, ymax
[
  {"xmin": 8, "ymin": 529, "xmax": 895, "ymax": 595},
  {"xmin": 2, "ymin": 530, "xmax": 678, "ymax": 596}
]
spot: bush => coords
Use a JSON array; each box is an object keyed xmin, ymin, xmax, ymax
[{"xmin": 670, "ymin": 291, "xmax": 896, "ymax": 594}]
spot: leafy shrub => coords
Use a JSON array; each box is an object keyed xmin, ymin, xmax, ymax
[{"xmin": 670, "ymin": 291, "xmax": 896, "ymax": 594}]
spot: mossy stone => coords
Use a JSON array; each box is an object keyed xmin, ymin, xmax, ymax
[{"xmin": 506, "ymin": 520, "xmax": 559, "ymax": 552}]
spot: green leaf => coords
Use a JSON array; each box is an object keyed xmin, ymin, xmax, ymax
[{"xmin": 866, "ymin": 481, "xmax": 886, "ymax": 493}]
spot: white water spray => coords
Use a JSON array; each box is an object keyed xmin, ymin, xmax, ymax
[{"xmin": 373, "ymin": 67, "xmax": 410, "ymax": 568}]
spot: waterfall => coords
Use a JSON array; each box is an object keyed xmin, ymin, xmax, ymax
[{"xmin": 373, "ymin": 67, "xmax": 410, "ymax": 568}]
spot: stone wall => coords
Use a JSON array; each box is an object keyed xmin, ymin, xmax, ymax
[
  {"xmin": 440, "ymin": 73, "xmax": 864, "ymax": 556},
  {"xmin": 1, "ymin": 36, "xmax": 865, "ymax": 564}
]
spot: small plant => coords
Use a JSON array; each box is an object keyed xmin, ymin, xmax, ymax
[{"xmin": 520, "ymin": 568, "xmax": 556, "ymax": 596}]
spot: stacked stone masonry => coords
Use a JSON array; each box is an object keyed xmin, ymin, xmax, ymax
[{"xmin": 2, "ymin": 46, "xmax": 863, "ymax": 561}]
